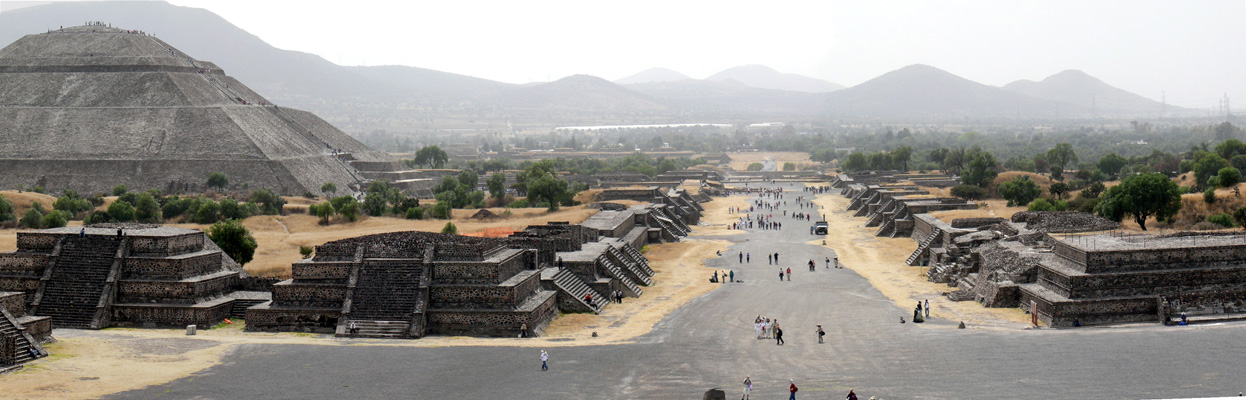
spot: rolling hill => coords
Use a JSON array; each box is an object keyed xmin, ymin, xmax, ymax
[
  {"xmin": 706, "ymin": 65, "xmax": 844, "ymax": 93},
  {"xmin": 614, "ymin": 68, "xmax": 694, "ymax": 85},
  {"xmin": 1003, "ymin": 70, "xmax": 1174, "ymax": 116},
  {"xmin": 826, "ymin": 64, "xmax": 1080, "ymax": 119}
]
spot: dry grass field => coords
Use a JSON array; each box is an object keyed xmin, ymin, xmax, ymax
[{"xmin": 725, "ymin": 151, "xmax": 811, "ymax": 171}]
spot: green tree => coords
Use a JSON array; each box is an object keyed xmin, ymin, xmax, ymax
[
  {"xmin": 1094, "ymin": 172, "xmax": 1182, "ymax": 231},
  {"xmin": 193, "ymin": 200, "xmax": 220, "ymax": 224},
  {"xmin": 112, "ymin": 184, "xmax": 128, "ymax": 196},
  {"xmin": 19, "ymin": 208, "xmax": 43, "ymax": 229},
  {"xmin": 53, "ymin": 190, "xmax": 93, "ymax": 216},
  {"xmin": 782, "ymin": 162, "xmax": 796, "ymax": 171},
  {"xmin": 405, "ymin": 206, "xmax": 424, "ymax": 220},
  {"xmin": 299, "ymin": 246, "xmax": 314, "ymax": 259},
  {"xmin": 364, "ymin": 192, "xmax": 389, "ymax": 216},
  {"xmin": 1080, "ymin": 182, "xmax": 1106, "ymax": 199},
  {"xmin": 843, "ymin": 152, "xmax": 868, "ymax": 171},
  {"xmin": 487, "ymin": 172, "xmax": 508, "ymax": 201},
  {"xmin": 1208, "ymin": 213, "xmax": 1235, "ymax": 228},
  {"xmin": 746, "ymin": 163, "xmax": 764, "ymax": 171},
  {"xmin": 250, "ymin": 189, "xmax": 285, "ymax": 215},
  {"xmin": 997, "ymin": 176, "xmax": 1042, "ymax": 207},
  {"xmin": 1028, "ymin": 198, "xmax": 1067, "ymax": 212},
  {"xmin": 42, "ymin": 210, "xmax": 70, "ymax": 228},
  {"xmin": 1204, "ymin": 187, "xmax": 1218, "ymax": 203},
  {"xmin": 431, "ymin": 202, "xmax": 452, "ymax": 219},
  {"xmin": 961, "ymin": 147, "xmax": 998, "ymax": 187},
  {"xmin": 309, "ymin": 202, "xmax": 336, "ymax": 224},
  {"xmin": 891, "ymin": 146, "xmax": 913, "ymax": 172},
  {"xmin": 338, "ymin": 200, "xmax": 360, "ymax": 222},
  {"xmin": 441, "ymin": 221, "xmax": 458, "ymax": 235},
  {"xmin": 1233, "ymin": 207, "xmax": 1246, "ymax": 229},
  {"xmin": 1046, "ymin": 143, "xmax": 1078, "ymax": 181},
  {"xmin": 1218, "ymin": 167, "xmax": 1242, "ymax": 188},
  {"xmin": 207, "ymin": 219, "xmax": 257, "ymax": 266},
  {"xmin": 1190, "ymin": 152, "xmax": 1231, "ymax": 187},
  {"xmin": 206, "ymin": 172, "xmax": 229, "ymax": 192},
  {"xmin": 458, "ymin": 170, "xmax": 480, "ymax": 190},
  {"xmin": 527, "ymin": 173, "xmax": 569, "ymax": 211},
  {"xmin": 320, "ymin": 182, "xmax": 337, "ymax": 197},
  {"xmin": 413, "ymin": 145, "xmax": 449, "ymax": 169},
  {"xmin": 0, "ymin": 194, "xmax": 14, "ymax": 222},
  {"xmin": 1096, "ymin": 153, "xmax": 1128, "ymax": 177},
  {"xmin": 1049, "ymin": 182, "xmax": 1070, "ymax": 200},
  {"xmin": 108, "ymin": 200, "xmax": 136, "ymax": 222},
  {"xmin": 950, "ymin": 185, "xmax": 986, "ymax": 200},
  {"xmin": 134, "ymin": 193, "xmax": 162, "ymax": 223}
]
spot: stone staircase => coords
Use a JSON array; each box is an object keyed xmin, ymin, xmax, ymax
[
  {"xmin": 37, "ymin": 237, "xmax": 120, "ymax": 329},
  {"xmin": 621, "ymin": 246, "xmax": 653, "ymax": 275},
  {"xmin": 340, "ymin": 259, "xmax": 426, "ymax": 338},
  {"xmin": 596, "ymin": 258, "xmax": 643, "ymax": 297},
  {"xmin": 906, "ymin": 228, "xmax": 943, "ymax": 266},
  {"xmin": 0, "ymin": 308, "xmax": 42, "ymax": 366},
  {"xmin": 548, "ymin": 268, "xmax": 606, "ymax": 313},
  {"xmin": 606, "ymin": 246, "xmax": 652, "ymax": 286}
]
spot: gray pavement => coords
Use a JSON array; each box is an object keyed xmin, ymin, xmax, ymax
[{"xmin": 108, "ymin": 182, "xmax": 1246, "ymax": 399}]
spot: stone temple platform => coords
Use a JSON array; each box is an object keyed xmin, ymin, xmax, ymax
[
  {"xmin": 1020, "ymin": 232, "xmax": 1246, "ymax": 327},
  {"xmin": 0, "ymin": 224, "xmax": 253, "ymax": 332}
]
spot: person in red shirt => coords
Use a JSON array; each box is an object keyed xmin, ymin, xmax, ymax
[{"xmin": 789, "ymin": 379, "xmax": 798, "ymax": 399}]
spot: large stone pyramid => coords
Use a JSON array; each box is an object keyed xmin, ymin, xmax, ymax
[{"xmin": 0, "ymin": 25, "xmax": 402, "ymax": 195}]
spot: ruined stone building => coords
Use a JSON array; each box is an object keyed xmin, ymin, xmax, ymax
[
  {"xmin": 0, "ymin": 25, "xmax": 406, "ymax": 195},
  {"xmin": 0, "ymin": 224, "xmax": 260, "ymax": 334}
]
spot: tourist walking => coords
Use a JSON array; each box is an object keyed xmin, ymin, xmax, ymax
[
  {"xmin": 520, "ymin": 323, "xmax": 528, "ymax": 338},
  {"xmin": 739, "ymin": 252, "xmax": 743, "ymax": 263},
  {"xmin": 834, "ymin": 256, "xmax": 840, "ymax": 268},
  {"xmin": 788, "ymin": 379, "xmax": 798, "ymax": 400},
  {"xmin": 816, "ymin": 324, "xmax": 825, "ymax": 343},
  {"xmin": 779, "ymin": 268, "xmax": 784, "ymax": 281},
  {"xmin": 742, "ymin": 376, "xmax": 752, "ymax": 400},
  {"xmin": 775, "ymin": 326, "xmax": 784, "ymax": 345},
  {"xmin": 768, "ymin": 253, "xmax": 773, "ymax": 265},
  {"xmin": 924, "ymin": 299, "xmax": 930, "ymax": 319},
  {"xmin": 825, "ymin": 257, "xmax": 830, "ymax": 269},
  {"xmin": 846, "ymin": 389, "xmax": 858, "ymax": 400},
  {"xmin": 786, "ymin": 267, "xmax": 791, "ymax": 281},
  {"xmin": 540, "ymin": 350, "xmax": 549, "ymax": 370},
  {"xmin": 729, "ymin": 270, "xmax": 734, "ymax": 283}
]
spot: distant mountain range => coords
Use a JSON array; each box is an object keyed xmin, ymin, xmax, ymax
[{"xmin": 0, "ymin": 1, "xmax": 1187, "ymax": 131}]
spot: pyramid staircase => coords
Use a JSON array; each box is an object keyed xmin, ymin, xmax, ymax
[
  {"xmin": 546, "ymin": 268, "xmax": 606, "ymax": 313},
  {"xmin": 605, "ymin": 246, "xmax": 652, "ymax": 286},
  {"xmin": 339, "ymin": 250, "xmax": 427, "ymax": 339},
  {"xmin": 596, "ymin": 257, "xmax": 643, "ymax": 297},
  {"xmin": 34, "ymin": 237, "xmax": 122, "ymax": 329},
  {"xmin": 906, "ymin": 228, "xmax": 943, "ymax": 266},
  {"xmin": 0, "ymin": 307, "xmax": 44, "ymax": 366}
]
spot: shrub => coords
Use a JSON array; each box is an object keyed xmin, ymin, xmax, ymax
[
  {"xmin": 949, "ymin": 185, "xmax": 986, "ymax": 200},
  {"xmin": 1208, "ymin": 212, "xmax": 1236, "ymax": 228},
  {"xmin": 162, "ymin": 198, "xmax": 190, "ymax": 220},
  {"xmin": 19, "ymin": 208, "xmax": 42, "ymax": 229},
  {"xmin": 1218, "ymin": 167, "xmax": 1242, "ymax": 188},
  {"xmin": 405, "ymin": 206, "xmax": 424, "ymax": 220},
  {"xmin": 0, "ymin": 194, "xmax": 14, "ymax": 222},
  {"xmin": 1204, "ymin": 187, "xmax": 1217, "ymax": 204},
  {"xmin": 432, "ymin": 202, "xmax": 452, "ymax": 219},
  {"xmin": 107, "ymin": 200, "xmax": 136, "ymax": 222},
  {"xmin": 997, "ymin": 176, "xmax": 1042, "ymax": 207},
  {"xmin": 83, "ymin": 210, "xmax": 112, "ymax": 225},
  {"xmin": 1191, "ymin": 221, "xmax": 1225, "ymax": 231},
  {"xmin": 1027, "ymin": 198, "xmax": 1067, "ymax": 212},
  {"xmin": 309, "ymin": 202, "xmax": 336, "ymax": 224},
  {"xmin": 1080, "ymin": 182, "xmax": 1106, "ymax": 199},
  {"xmin": 134, "ymin": 193, "xmax": 162, "ymax": 223},
  {"xmin": 441, "ymin": 222, "xmax": 458, "ymax": 235},
  {"xmin": 193, "ymin": 200, "xmax": 220, "ymax": 224},
  {"xmin": 31, "ymin": 186, "xmax": 45, "ymax": 194},
  {"xmin": 299, "ymin": 245, "xmax": 314, "ymax": 259},
  {"xmin": 507, "ymin": 198, "xmax": 531, "ymax": 208},
  {"xmin": 113, "ymin": 185, "xmax": 127, "ymax": 196},
  {"xmin": 1235, "ymin": 207, "xmax": 1246, "ymax": 229},
  {"xmin": 42, "ymin": 210, "xmax": 71, "ymax": 228},
  {"xmin": 250, "ymin": 189, "xmax": 285, "ymax": 215},
  {"xmin": 207, "ymin": 219, "xmax": 257, "ymax": 266},
  {"xmin": 338, "ymin": 200, "xmax": 360, "ymax": 222}
]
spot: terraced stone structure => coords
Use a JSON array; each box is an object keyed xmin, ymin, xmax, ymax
[
  {"xmin": 0, "ymin": 291, "xmax": 50, "ymax": 368},
  {"xmin": 247, "ymin": 231, "xmax": 562, "ymax": 338},
  {"xmin": 0, "ymin": 224, "xmax": 256, "ymax": 331},
  {"xmin": 0, "ymin": 25, "xmax": 403, "ymax": 195},
  {"xmin": 842, "ymin": 184, "xmax": 975, "ymax": 237},
  {"xmin": 1020, "ymin": 232, "xmax": 1246, "ymax": 327}
]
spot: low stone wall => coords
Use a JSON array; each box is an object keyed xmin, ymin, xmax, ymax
[
  {"xmin": 15, "ymin": 233, "xmax": 58, "ymax": 252},
  {"xmin": 425, "ymin": 291, "xmax": 557, "ymax": 337},
  {"xmin": 432, "ymin": 252, "xmax": 527, "ymax": 285},
  {"xmin": 116, "ymin": 272, "xmax": 239, "ymax": 304},
  {"xmin": 122, "ymin": 251, "xmax": 221, "ymax": 280},
  {"xmin": 1021, "ymin": 288, "xmax": 1156, "ymax": 327},
  {"xmin": 291, "ymin": 261, "xmax": 352, "ymax": 281},
  {"xmin": 243, "ymin": 305, "xmax": 340, "ymax": 333},
  {"xmin": 128, "ymin": 234, "xmax": 202, "ymax": 257},
  {"xmin": 270, "ymin": 281, "xmax": 347, "ymax": 308},
  {"xmin": 0, "ymin": 292, "xmax": 24, "ymax": 316},
  {"xmin": 0, "ymin": 254, "xmax": 49, "ymax": 277},
  {"xmin": 111, "ymin": 300, "xmax": 234, "ymax": 328}
]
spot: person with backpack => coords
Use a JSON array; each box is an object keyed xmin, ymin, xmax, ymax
[
  {"xmin": 789, "ymin": 379, "xmax": 798, "ymax": 400},
  {"xmin": 741, "ymin": 376, "xmax": 752, "ymax": 400},
  {"xmin": 816, "ymin": 324, "xmax": 825, "ymax": 343}
]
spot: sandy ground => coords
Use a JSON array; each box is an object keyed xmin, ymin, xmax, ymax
[
  {"xmin": 725, "ymin": 152, "xmax": 811, "ymax": 171},
  {"xmin": 0, "ymin": 199, "xmax": 739, "ymax": 399},
  {"xmin": 689, "ymin": 196, "xmax": 748, "ymax": 237},
  {"xmin": 810, "ymin": 190, "xmax": 1031, "ymax": 329}
]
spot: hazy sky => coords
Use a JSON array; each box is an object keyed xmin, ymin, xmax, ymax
[{"xmin": 6, "ymin": 1, "xmax": 1246, "ymax": 108}]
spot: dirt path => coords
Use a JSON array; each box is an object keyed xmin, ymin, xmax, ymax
[{"xmin": 810, "ymin": 189, "xmax": 1031, "ymax": 329}]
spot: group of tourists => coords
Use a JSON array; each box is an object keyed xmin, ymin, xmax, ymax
[{"xmin": 740, "ymin": 377, "xmax": 865, "ymax": 400}]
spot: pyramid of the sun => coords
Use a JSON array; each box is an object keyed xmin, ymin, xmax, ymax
[{"xmin": 0, "ymin": 25, "xmax": 403, "ymax": 195}]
